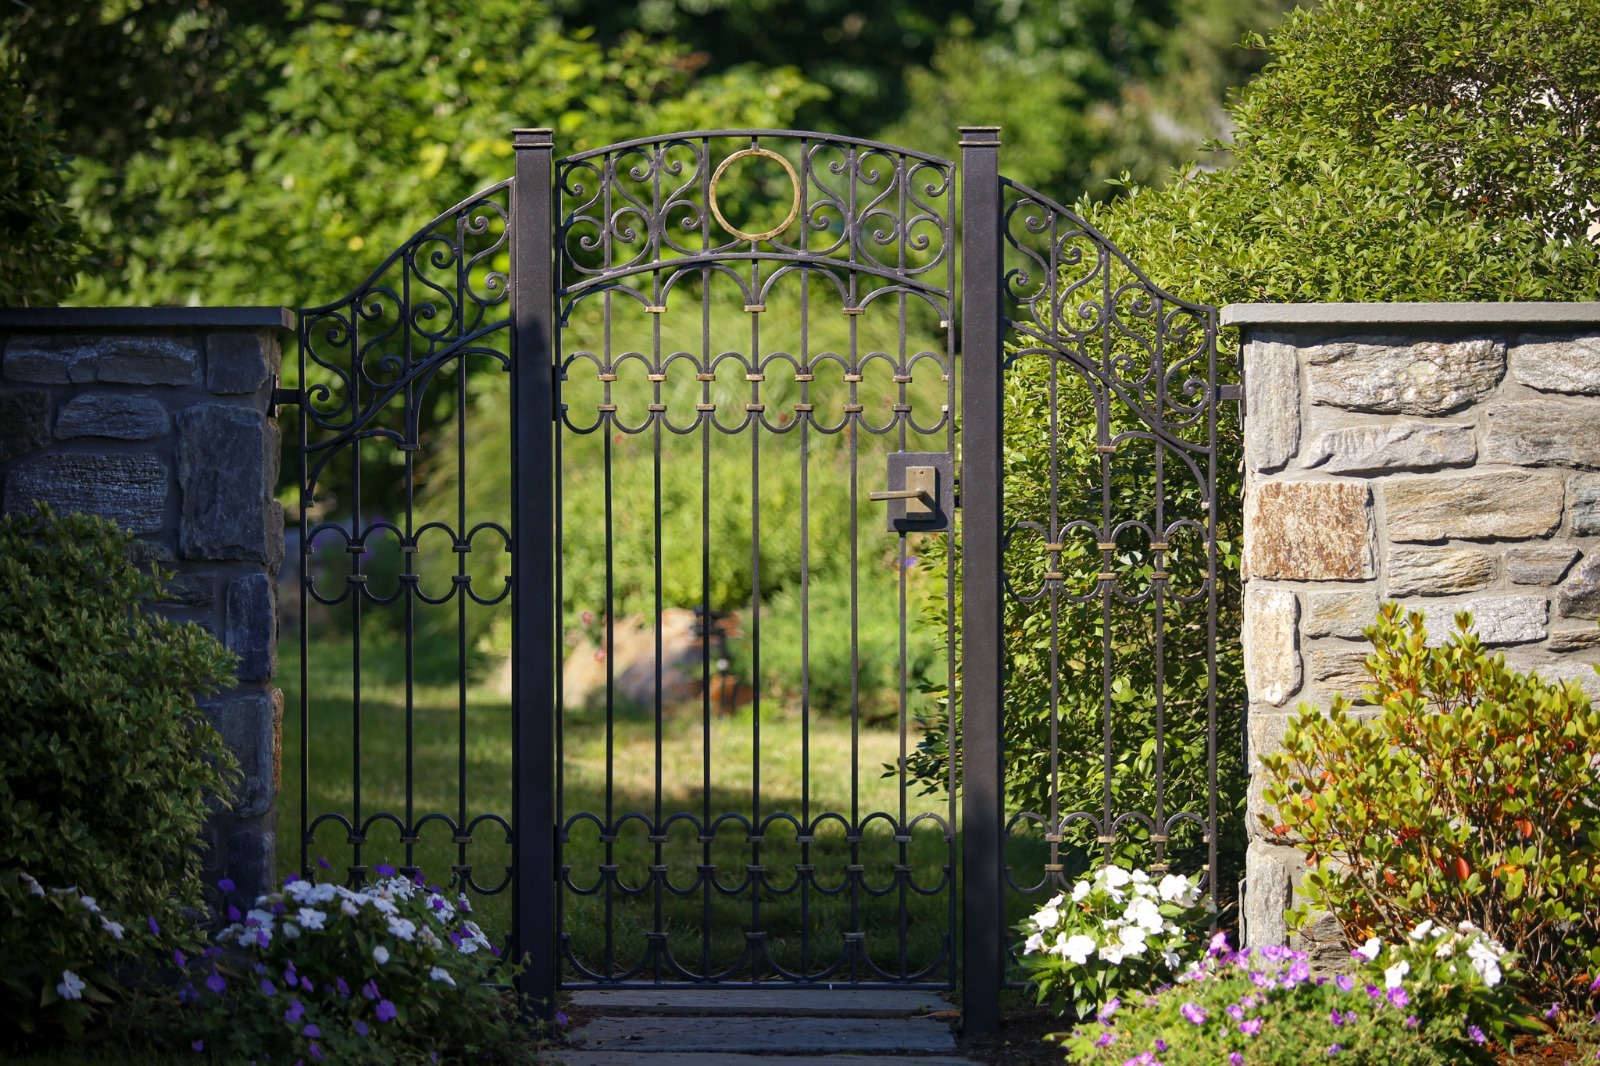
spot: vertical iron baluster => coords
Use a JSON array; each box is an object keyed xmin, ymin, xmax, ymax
[
  {"xmin": 797, "ymin": 161, "xmax": 813, "ymax": 977},
  {"xmin": 1151, "ymin": 300, "xmax": 1168, "ymax": 874},
  {"xmin": 958, "ymin": 125, "xmax": 1004, "ymax": 1035},
  {"xmin": 699, "ymin": 154, "xmax": 715, "ymax": 975},
  {"xmin": 511, "ymin": 127, "xmax": 558, "ymax": 1017},
  {"xmin": 351, "ymin": 324, "xmax": 365, "ymax": 886},
  {"xmin": 298, "ymin": 313, "xmax": 311, "ymax": 882},
  {"xmin": 748, "ymin": 188, "xmax": 765, "ymax": 983},
  {"xmin": 845, "ymin": 145, "xmax": 863, "ymax": 983},
  {"xmin": 456, "ymin": 348, "xmax": 469, "ymax": 892},
  {"xmin": 1098, "ymin": 241, "xmax": 1116, "ymax": 871},
  {"xmin": 1207, "ymin": 308, "xmax": 1222, "ymax": 900},
  {"xmin": 651, "ymin": 151, "xmax": 666, "ymax": 982}
]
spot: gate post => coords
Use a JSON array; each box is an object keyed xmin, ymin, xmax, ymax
[
  {"xmin": 510, "ymin": 128, "xmax": 558, "ymax": 1018},
  {"xmin": 958, "ymin": 125, "xmax": 1005, "ymax": 1035}
]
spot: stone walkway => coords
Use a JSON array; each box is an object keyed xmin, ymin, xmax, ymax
[{"xmin": 544, "ymin": 989, "xmax": 983, "ymax": 1065}]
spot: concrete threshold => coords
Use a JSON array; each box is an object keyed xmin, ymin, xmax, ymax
[
  {"xmin": 568, "ymin": 987, "xmax": 953, "ymax": 1018},
  {"xmin": 569, "ymin": 1014, "xmax": 959, "ymax": 1055}
]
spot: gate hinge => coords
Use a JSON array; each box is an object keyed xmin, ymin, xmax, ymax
[
  {"xmin": 269, "ymin": 376, "xmax": 302, "ymax": 418},
  {"xmin": 1217, "ymin": 383, "xmax": 1244, "ymax": 415}
]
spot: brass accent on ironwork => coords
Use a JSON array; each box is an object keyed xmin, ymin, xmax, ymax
[
  {"xmin": 869, "ymin": 465, "xmax": 937, "ymax": 516},
  {"xmin": 647, "ymin": 373, "xmax": 666, "ymax": 382},
  {"xmin": 1043, "ymin": 572, "xmax": 1064, "ymax": 580},
  {"xmin": 793, "ymin": 403, "xmax": 814, "ymax": 412},
  {"xmin": 1151, "ymin": 571, "xmax": 1169, "ymax": 580},
  {"xmin": 745, "ymin": 403, "xmax": 765, "ymax": 412},
  {"xmin": 695, "ymin": 403, "xmax": 716, "ymax": 412},
  {"xmin": 793, "ymin": 373, "xmax": 815, "ymax": 381},
  {"xmin": 647, "ymin": 402, "xmax": 666, "ymax": 412},
  {"xmin": 645, "ymin": 305, "xmax": 667, "ymax": 314},
  {"xmin": 708, "ymin": 147, "xmax": 801, "ymax": 243},
  {"xmin": 843, "ymin": 373, "xmax": 863, "ymax": 382},
  {"xmin": 597, "ymin": 404, "xmax": 617, "ymax": 413},
  {"xmin": 843, "ymin": 403, "xmax": 864, "ymax": 413},
  {"xmin": 842, "ymin": 307, "xmax": 866, "ymax": 315},
  {"xmin": 892, "ymin": 403, "xmax": 912, "ymax": 412},
  {"xmin": 1149, "ymin": 541, "xmax": 1169, "ymax": 551},
  {"xmin": 696, "ymin": 373, "xmax": 717, "ymax": 381},
  {"xmin": 598, "ymin": 372, "xmax": 617, "ymax": 381},
  {"xmin": 893, "ymin": 374, "xmax": 913, "ymax": 383},
  {"xmin": 1095, "ymin": 444, "xmax": 1117, "ymax": 454},
  {"xmin": 745, "ymin": 372, "xmax": 765, "ymax": 381},
  {"xmin": 1097, "ymin": 572, "xmax": 1117, "ymax": 581},
  {"xmin": 1045, "ymin": 542, "xmax": 1064, "ymax": 552},
  {"xmin": 744, "ymin": 304, "xmax": 766, "ymax": 313},
  {"xmin": 1096, "ymin": 541, "xmax": 1116, "ymax": 551}
]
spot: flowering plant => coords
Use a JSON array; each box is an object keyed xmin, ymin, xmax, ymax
[
  {"xmin": 173, "ymin": 868, "xmax": 529, "ymax": 1063},
  {"xmin": 1017, "ymin": 866, "xmax": 1212, "ymax": 1017},
  {"xmin": 1060, "ymin": 929, "xmax": 1536, "ymax": 1065},
  {"xmin": 0, "ymin": 869, "xmax": 144, "ymax": 1041}
]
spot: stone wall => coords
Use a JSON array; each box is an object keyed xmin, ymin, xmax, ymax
[
  {"xmin": 1228, "ymin": 303, "xmax": 1600, "ymax": 956},
  {"xmin": 0, "ymin": 307, "xmax": 292, "ymax": 906}
]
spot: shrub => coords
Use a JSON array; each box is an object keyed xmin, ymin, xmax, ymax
[
  {"xmin": 1059, "ymin": 928, "xmax": 1531, "ymax": 1065},
  {"xmin": 1259, "ymin": 604, "xmax": 1600, "ymax": 1004},
  {"xmin": 1018, "ymin": 866, "xmax": 1211, "ymax": 1018},
  {"xmin": 0, "ymin": 506, "xmax": 239, "ymax": 1042},
  {"xmin": 170, "ymin": 870, "xmax": 531, "ymax": 1064}
]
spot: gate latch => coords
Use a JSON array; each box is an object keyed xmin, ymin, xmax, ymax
[{"xmin": 870, "ymin": 452, "xmax": 954, "ymax": 533}]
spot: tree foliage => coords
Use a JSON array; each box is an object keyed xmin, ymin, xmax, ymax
[{"xmin": 0, "ymin": 70, "xmax": 83, "ymax": 306}]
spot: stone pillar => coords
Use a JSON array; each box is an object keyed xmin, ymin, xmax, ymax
[
  {"xmin": 0, "ymin": 307, "xmax": 292, "ymax": 906},
  {"xmin": 1226, "ymin": 302, "xmax": 1600, "ymax": 955}
]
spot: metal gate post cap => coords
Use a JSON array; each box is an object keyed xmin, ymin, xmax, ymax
[{"xmin": 958, "ymin": 126, "xmax": 1002, "ymax": 146}]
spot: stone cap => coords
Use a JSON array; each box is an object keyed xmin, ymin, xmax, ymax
[
  {"xmin": 0, "ymin": 307, "xmax": 295, "ymax": 331},
  {"xmin": 1221, "ymin": 302, "xmax": 1600, "ymax": 328}
]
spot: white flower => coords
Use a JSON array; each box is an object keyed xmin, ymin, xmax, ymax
[
  {"xmin": 282, "ymin": 922, "xmax": 301, "ymax": 940},
  {"xmin": 426, "ymin": 894, "xmax": 456, "ymax": 923},
  {"xmin": 77, "ymin": 895, "xmax": 100, "ymax": 915},
  {"xmin": 419, "ymin": 927, "xmax": 442, "ymax": 950},
  {"xmin": 1101, "ymin": 867, "xmax": 1132, "ymax": 890},
  {"xmin": 1353, "ymin": 937, "xmax": 1382, "ymax": 962},
  {"xmin": 1024, "ymin": 932, "xmax": 1046, "ymax": 954},
  {"xmin": 1098, "ymin": 942, "xmax": 1125, "ymax": 965},
  {"xmin": 373, "ymin": 945, "xmax": 390, "ymax": 965},
  {"xmin": 1467, "ymin": 939, "xmax": 1502, "ymax": 987},
  {"xmin": 1035, "ymin": 904, "xmax": 1061, "ymax": 930},
  {"xmin": 341, "ymin": 898, "xmax": 360, "ymax": 917},
  {"xmin": 1130, "ymin": 869, "xmax": 1150, "ymax": 884},
  {"xmin": 1384, "ymin": 960, "xmax": 1410, "ymax": 989},
  {"xmin": 1125, "ymin": 896, "xmax": 1165, "ymax": 933},
  {"xmin": 370, "ymin": 896, "xmax": 399, "ymax": 916},
  {"xmin": 101, "ymin": 918, "xmax": 125, "ymax": 940},
  {"xmin": 457, "ymin": 938, "xmax": 480, "ymax": 955},
  {"xmin": 298, "ymin": 908, "xmax": 327, "ymax": 930},
  {"xmin": 1061, "ymin": 934, "xmax": 1097, "ymax": 965},
  {"xmin": 1162, "ymin": 948, "xmax": 1182, "ymax": 969},
  {"xmin": 57, "ymin": 971, "xmax": 86, "ymax": 1001},
  {"xmin": 1072, "ymin": 880, "xmax": 1092, "ymax": 902},
  {"xmin": 429, "ymin": 966, "xmax": 456, "ymax": 987},
  {"xmin": 1408, "ymin": 919, "xmax": 1434, "ymax": 941},
  {"xmin": 1157, "ymin": 874, "xmax": 1194, "ymax": 905},
  {"xmin": 246, "ymin": 908, "xmax": 276, "ymax": 931},
  {"xmin": 20, "ymin": 873, "xmax": 43, "ymax": 897},
  {"xmin": 1434, "ymin": 938, "xmax": 1455, "ymax": 959},
  {"xmin": 1117, "ymin": 926, "xmax": 1148, "ymax": 957},
  {"xmin": 387, "ymin": 917, "xmax": 417, "ymax": 942}
]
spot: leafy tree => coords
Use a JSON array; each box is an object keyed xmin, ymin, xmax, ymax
[
  {"xmin": 67, "ymin": 0, "xmax": 824, "ymax": 307},
  {"xmin": 0, "ymin": 71, "xmax": 83, "ymax": 306}
]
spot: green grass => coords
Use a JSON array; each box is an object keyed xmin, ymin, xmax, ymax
[{"xmin": 280, "ymin": 635, "xmax": 969, "ymax": 984}]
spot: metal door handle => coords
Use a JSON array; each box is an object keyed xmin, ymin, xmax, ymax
[
  {"xmin": 869, "ymin": 465, "xmax": 938, "ymax": 517},
  {"xmin": 869, "ymin": 488, "xmax": 934, "ymax": 504}
]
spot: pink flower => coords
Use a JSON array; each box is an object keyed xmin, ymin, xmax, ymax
[
  {"xmin": 1180, "ymin": 1001, "xmax": 1208, "ymax": 1025},
  {"xmin": 1240, "ymin": 1018, "xmax": 1263, "ymax": 1036}
]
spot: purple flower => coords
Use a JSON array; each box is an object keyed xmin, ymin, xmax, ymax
[
  {"xmin": 283, "ymin": 873, "xmax": 301, "ymax": 887},
  {"xmin": 1095, "ymin": 1030, "xmax": 1115, "ymax": 1048},
  {"xmin": 304, "ymin": 1024, "xmax": 321, "ymax": 1038},
  {"xmin": 1327, "ymin": 1045, "xmax": 1343, "ymax": 1056},
  {"xmin": 1154, "ymin": 1038, "xmax": 1168, "ymax": 1052},
  {"xmin": 309, "ymin": 1042, "xmax": 324, "ymax": 1062},
  {"xmin": 1287, "ymin": 961, "xmax": 1310, "ymax": 984},
  {"xmin": 1180, "ymin": 1001, "xmax": 1208, "ymax": 1025},
  {"xmin": 260, "ymin": 979, "xmax": 276, "ymax": 996},
  {"xmin": 1226, "ymin": 1004, "xmax": 1245, "ymax": 1022},
  {"xmin": 1387, "ymin": 987, "xmax": 1410, "ymax": 1009},
  {"xmin": 173, "ymin": 949, "xmax": 186, "ymax": 968},
  {"xmin": 1405, "ymin": 1015, "xmax": 1419, "ymax": 1029},
  {"xmin": 317, "ymin": 856, "xmax": 331, "ymax": 870},
  {"xmin": 148, "ymin": 916, "xmax": 161, "ymax": 936},
  {"xmin": 203, "ymin": 946, "xmax": 221, "ymax": 960},
  {"xmin": 556, "ymin": 1011, "xmax": 569, "ymax": 1026},
  {"xmin": 1591, "ymin": 974, "xmax": 1600, "ymax": 993},
  {"xmin": 363, "ymin": 979, "xmax": 380, "ymax": 1001},
  {"xmin": 1240, "ymin": 1018, "xmax": 1263, "ymax": 1036},
  {"xmin": 206, "ymin": 972, "xmax": 226, "ymax": 994},
  {"xmin": 375, "ymin": 864, "xmax": 397, "ymax": 878},
  {"xmin": 285, "ymin": 999, "xmax": 305, "ymax": 1024},
  {"xmin": 335, "ymin": 977, "xmax": 350, "ymax": 998},
  {"xmin": 1230, "ymin": 1055, "xmax": 1244, "ymax": 1066},
  {"xmin": 1364, "ymin": 983, "xmax": 1382, "ymax": 1000},
  {"xmin": 1545, "ymin": 1003, "xmax": 1561, "ymax": 1021},
  {"xmin": 1098, "ymin": 997, "xmax": 1121, "ymax": 1022},
  {"xmin": 1335, "ymin": 974, "xmax": 1354, "ymax": 992},
  {"xmin": 1330, "ymin": 1009, "xmax": 1346, "ymax": 1027},
  {"xmin": 253, "ymin": 963, "xmax": 267, "ymax": 975},
  {"xmin": 449, "ymin": 931, "xmax": 463, "ymax": 948},
  {"xmin": 192, "ymin": 1039, "xmax": 204, "ymax": 1053},
  {"xmin": 300, "ymin": 976, "xmax": 314, "ymax": 993},
  {"xmin": 227, "ymin": 906, "xmax": 241, "ymax": 922},
  {"xmin": 217, "ymin": 878, "xmax": 235, "ymax": 893},
  {"xmin": 376, "ymin": 999, "xmax": 398, "ymax": 1023},
  {"xmin": 1468, "ymin": 1025, "xmax": 1486, "ymax": 1045},
  {"xmin": 272, "ymin": 903, "xmax": 287, "ymax": 916},
  {"xmin": 354, "ymin": 1020, "xmax": 369, "ymax": 1037}
]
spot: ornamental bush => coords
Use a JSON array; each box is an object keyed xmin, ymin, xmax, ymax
[
  {"xmin": 0, "ymin": 506, "xmax": 239, "ymax": 1044},
  {"xmin": 170, "ymin": 869, "xmax": 532, "ymax": 1064},
  {"xmin": 1059, "ymin": 927, "xmax": 1531, "ymax": 1065},
  {"xmin": 1259, "ymin": 604, "xmax": 1600, "ymax": 1004},
  {"xmin": 1018, "ymin": 866, "xmax": 1212, "ymax": 1018}
]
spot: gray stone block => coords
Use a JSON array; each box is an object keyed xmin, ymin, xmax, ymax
[
  {"xmin": 1245, "ymin": 340, "xmax": 1299, "ymax": 473},
  {"xmin": 1304, "ymin": 338, "xmax": 1504, "ymax": 415},
  {"xmin": 1484, "ymin": 400, "xmax": 1600, "ymax": 470},
  {"xmin": 225, "ymin": 814, "xmax": 277, "ymax": 909},
  {"xmin": 226, "ymin": 573, "xmax": 277, "ymax": 681},
  {"xmin": 1511, "ymin": 335, "xmax": 1600, "ymax": 395},
  {"xmin": 163, "ymin": 571, "xmax": 216, "ymax": 607},
  {"xmin": 1303, "ymin": 422, "xmax": 1475, "ymax": 475},
  {"xmin": 177, "ymin": 405, "xmax": 273, "ymax": 561},
  {"xmin": 1386, "ymin": 546, "xmax": 1495, "ymax": 597},
  {"xmin": 125, "ymin": 537, "xmax": 176, "ymax": 563},
  {"xmin": 1383, "ymin": 471, "xmax": 1564, "ymax": 543},
  {"xmin": 205, "ymin": 687, "xmax": 282, "ymax": 819},
  {"xmin": 0, "ymin": 389, "xmax": 51, "ymax": 461},
  {"xmin": 2, "ymin": 453, "xmax": 167, "ymax": 532},
  {"xmin": 206, "ymin": 333, "xmax": 272, "ymax": 395},
  {"xmin": 1558, "ymin": 554, "xmax": 1600, "ymax": 619},
  {"xmin": 1243, "ymin": 841, "xmax": 1293, "ymax": 949},
  {"xmin": 53, "ymin": 393, "xmax": 170, "ymax": 440},
  {"xmin": 1449, "ymin": 595, "xmax": 1547, "ymax": 646},
  {"xmin": 4, "ymin": 334, "xmax": 199, "ymax": 385},
  {"xmin": 1308, "ymin": 643, "xmax": 1373, "ymax": 701},
  {"xmin": 1244, "ymin": 586, "xmax": 1300, "ymax": 707},
  {"xmin": 1569, "ymin": 475, "xmax": 1600, "ymax": 536},
  {"xmin": 1304, "ymin": 590, "xmax": 1380, "ymax": 639},
  {"xmin": 1548, "ymin": 627, "xmax": 1600, "ymax": 653},
  {"xmin": 1506, "ymin": 544, "xmax": 1580, "ymax": 585}
]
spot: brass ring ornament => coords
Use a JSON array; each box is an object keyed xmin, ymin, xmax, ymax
[{"xmin": 708, "ymin": 147, "xmax": 801, "ymax": 243}]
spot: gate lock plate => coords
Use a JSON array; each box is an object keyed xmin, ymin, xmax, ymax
[{"xmin": 870, "ymin": 452, "xmax": 954, "ymax": 533}]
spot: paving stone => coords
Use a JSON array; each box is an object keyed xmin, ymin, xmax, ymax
[
  {"xmin": 2, "ymin": 453, "xmax": 167, "ymax": 533},
  {"xmin": 3, "ymin": 334, "xmax": 199, "ymax": 385},
  {"xmin": 1484, "ymin": 400, "xmax": 1600, "ymax": 470},
  {"xmin": 1558, "ymin": 554, "xmax": 1600, "ymax": 619},
  {"xmin": 1304, "ymin": 589, "xmax": 1380, "ymax": 639},
  {"xmin": 1506, "ymin": 545, "xmax": 1581, "ymax": 585},
  {"xmin": 569, "ymin": 989, "xmax": 952, "ymax": 1018},
  {"xmin": 1382, "ymin": 471, "xmax": 1564, "ymax": 543},
  {"xmin": 206, "ymin": 332, "xmax": 273, "ymax": 395},
  {"xmin": 1511, "ymin": 334, "xmax": 1600, "ymax": 395},
  {"xmin": 1244, "ymin": 481, "xmax": 1373, "ymax": 581},
  {"xmin": 1245, "ymin": 340, "xmax": 1299, "ymax": 473},
  {"xmin": 1303, "ymin": 337, "xmax": 1503, "ymax": 415},
  {"xmin": 53, "ymin": 393, "xmax": 170, "ymax": 440},
  {"xmin": 178, "ymin": 405, "xmax": 275, "ymax": 561},
  {"xmin": 1302, "ymin": 422, "xmax": 1475, "ymax": 475},
  {"xmin": 570, "ymin": 1015, "xmax": 957, "ymax": 1054},
  {"xmin": 226, "ymin": 572, "xmax": 277, "ymax": 681},
  {"xmin": 1244, "ymin": 586, "xmax": 1300, "ymax": 707},
  {"xmin": 1386, "ymin": 546, "xmax": 1495, "ymax": 598},
  {"xmin": 0, "ymin": 389, "xmax": 51, "ymax": 461}
]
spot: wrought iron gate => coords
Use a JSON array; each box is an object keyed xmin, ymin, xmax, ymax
[{"xmin": 291, "ymin": 126, "xmax": 1226, "ymax": 1028}]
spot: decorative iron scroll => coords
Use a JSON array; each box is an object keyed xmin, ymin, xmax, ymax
[{"xmin": 995, "ymin": 179, "xmax": 1222, "ymax": 913}]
